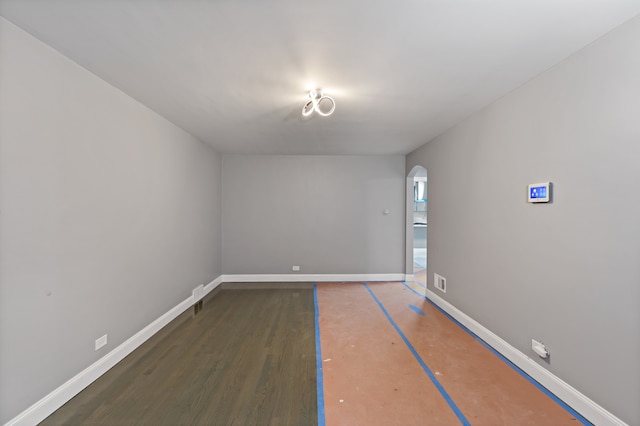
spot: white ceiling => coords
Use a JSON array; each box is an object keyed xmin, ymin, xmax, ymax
[{"xmin": 2, "ymin": 1, "xmax": 639, "ymax": 155}]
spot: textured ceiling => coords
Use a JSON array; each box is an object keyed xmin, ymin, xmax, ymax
[{"xmin": 2, "ymin": 0, "xmax": 639, "ymax": 155}]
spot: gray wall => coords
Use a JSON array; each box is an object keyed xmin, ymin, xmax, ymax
[
  {"xmin": 0, "ymin": 17, "xmax": 222, "ymax": 423},
  {"xmin": 407, "ymin": 15, "xmax": 640, "ymax": 424},
  {"xmin": 222, "ymin": 155, "xmax": 405, "ymax": 275}
]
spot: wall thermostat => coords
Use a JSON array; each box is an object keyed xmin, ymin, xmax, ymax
[{"xmin": 528, "ymin": 182, "xmax": 551, "ymax": 203}]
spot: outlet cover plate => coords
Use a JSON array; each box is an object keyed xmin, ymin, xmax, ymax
[{"xmin": 95, "ymin": 334, "xmax": 108, "ymax": 351}]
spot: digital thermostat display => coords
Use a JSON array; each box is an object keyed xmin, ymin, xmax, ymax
[
  {"xmin": 530, "ymin": 186, "xmax": 547, "ymax": 199},
  {"xmin": 528, "ymin": 182, "xmax": 551, "ymax": 203}
]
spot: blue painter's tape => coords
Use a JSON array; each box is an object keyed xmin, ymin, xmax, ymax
[
  {"xmin": 363, "ymin": 283, "xmax": 470, "ymax": 426},
  {"xmin": 403, "ymin": 281, "xmax": 427, "ymax": 299},
  {"xmin": 413, "ymin": 279, "xmax": 427, "ymax": 288},
  {"xmin": 408, "ymin": 304, "xmax": 425, "ymax": 316},
  {"xmin": 313, "ymin": 284, "xmax": 326, "ymax": 426},
  {"xmin": 400, "ymin": 281, "xmax": 591, "ymax": 425}
]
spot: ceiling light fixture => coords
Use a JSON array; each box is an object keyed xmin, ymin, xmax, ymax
[{"xmin": 302, "ymin": 89, "xmax": 335, "ymax": 117}]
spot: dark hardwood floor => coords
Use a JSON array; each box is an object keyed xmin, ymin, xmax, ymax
[{"xmin": 41, "ymin": 286, "xmax": 317, "ymax": 425}]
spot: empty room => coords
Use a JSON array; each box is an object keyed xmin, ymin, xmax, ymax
[{"xmin": 1, "ymin": 1, "xmax": 639, "ymax": 425}]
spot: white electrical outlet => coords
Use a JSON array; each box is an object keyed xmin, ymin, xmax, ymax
[
  {"xmin": 95, "ymin": 334, "xmax": 108, "ymax": 351},
  {"xmin": 434, "ymin": 273, "xmax": 446, "ymax": 293},
  {"xmin": 292, "ymin": 265, "xmax": 300, "ymax": 271},
  {"xmin": 531, "ymin": 339, "xmax": 549, "ymax": 358}
]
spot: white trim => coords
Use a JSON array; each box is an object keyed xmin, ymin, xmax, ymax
[
  {"xmin": 203, "ymin": 275, "xmax": 223, "ymax": 296},
  {"xmin": 5, "ymin": 276, "xmax": 223, "ymax": 426},
  {"xmin": 424, "ymin": 288, "xmax": 628, "ymax": 426},
  {"xmin": 220, "ymin": 273, "xmax": 404, "ymax": 283},
  {"xmin": 405, "ymin": 274, "xmax": 415, "ymax": 282}
]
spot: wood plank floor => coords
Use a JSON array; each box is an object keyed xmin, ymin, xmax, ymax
[
  {"xmin": 40, "ymin": 280, "xmax": 590, "ymax": 425},
  {"xmin": 41, "ymin": 286, "xmax": 317, "ymax": 426}
]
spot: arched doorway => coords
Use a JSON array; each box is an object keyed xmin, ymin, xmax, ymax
[{"xmin": 405, "ymin": 166, "xmax": 427, "ymax": 285}]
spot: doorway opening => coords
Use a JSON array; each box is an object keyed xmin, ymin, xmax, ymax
[{"xmin": 406, "ymin": 166, "xmax": 427, "ymax": 286}]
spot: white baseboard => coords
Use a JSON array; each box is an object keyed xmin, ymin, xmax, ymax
[
  {"xmin": 5, "ymin": 276, "xmax": 223, "ymax": 426},
  {"xmin": 203, "ymin": 275, "xmax": 223, "ymax": 296},
  {"xmin": 405, "ymin": 274, "xmax": 415, "ymax": 282},
  {"xmin": 220, "ymin": 273, "xmax": 405, "ymax": 283},
  {"xmin": 424, "ymin": 288, "xmax": 628, "ymax": 426}
]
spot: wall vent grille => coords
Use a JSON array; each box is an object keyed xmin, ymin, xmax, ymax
[{"xmin": 434, "ymin": 273, "xmax": 446, "ymax": 293}]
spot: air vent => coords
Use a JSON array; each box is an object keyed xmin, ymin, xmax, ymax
[
  {"xmin": 434, "ymin": 273, "xmax": 446, "ymax": 293},
  {"xmin": 193, "ymin": 299, "xmax": 203, "ymax": 316}
]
